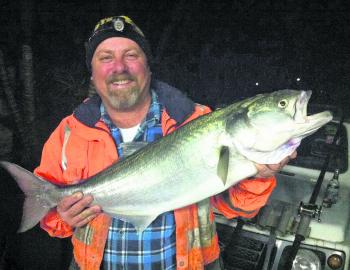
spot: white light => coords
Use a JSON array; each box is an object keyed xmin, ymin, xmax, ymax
[
  {"xmin": 255, "ymin": 82, "xmax": 259, "ymax": 86},
  {"xmin": 292, "ymin": 249, "xmax": 321, "ymax": 270},
  {"xmin": 296, "ymin": 78, "xmax": 301, "ymax": 81}
]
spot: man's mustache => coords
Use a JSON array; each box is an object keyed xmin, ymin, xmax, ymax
[{"xmin": 106, "ymin": 73, "xmax": 135, "ymax": 84}]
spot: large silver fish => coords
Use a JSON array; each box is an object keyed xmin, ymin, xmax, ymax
[{"xmin": 0, "ymin": 90, "xmax": 332, "ymax": 233}]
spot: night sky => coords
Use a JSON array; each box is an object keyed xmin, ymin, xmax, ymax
[
  {"xmin": 0, "ymin": 1, "xmax": 350, "ymax": 269},
  {"xmin": 1, "ymin": 1, "xmax": 349, "ymax": 112}
]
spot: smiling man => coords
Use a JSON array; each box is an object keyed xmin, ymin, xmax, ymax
[
  {"xmin": 91, "ymin": 37, "xmax": 152, "ymax": 122},
  {"xmin": 34, "ymin": 16, "xmax": 295, "ymax": 270}
]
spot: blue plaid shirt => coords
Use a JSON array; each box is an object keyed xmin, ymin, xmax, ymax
[{"xmin": 100, "ymin": 91, "xmax": 176, "ymax": 270}]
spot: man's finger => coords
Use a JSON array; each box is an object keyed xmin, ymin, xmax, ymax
[
  {"xmin": 74, "ymin": 213, "xmax": 99, "ymax": 228},
  {"xmin": 71, "ymin": 206, "xmax": 101, "ymax": 227},
  {"xmin": 63, "ymin": 194, "xmax": 95, "ymax": 218},
  {"xmin": 290, "ymin": 151, "xmax": 297, "ymax": 159},
  {"xmin": 57, "ymin": 192, "xmax": 84, "ymax": 212}
]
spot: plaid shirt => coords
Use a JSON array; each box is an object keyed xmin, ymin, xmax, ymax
[{"xmin": 100, "ymin": 91, "xmax": 176, "ymax": 270}]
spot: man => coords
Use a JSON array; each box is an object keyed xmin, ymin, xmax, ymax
[{"xmin": 35, "ymin": 16, "xmax": 295, "ymax": 270}]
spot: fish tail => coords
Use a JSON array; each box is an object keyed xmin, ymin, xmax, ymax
[{"xmin": 0, "ymin": 161, "xmax": 57, "ymax": 233}]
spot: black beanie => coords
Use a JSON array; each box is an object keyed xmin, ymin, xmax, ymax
[{"xmin": 85, "ymin": 16, "xmax": 152, "ymax": 72}]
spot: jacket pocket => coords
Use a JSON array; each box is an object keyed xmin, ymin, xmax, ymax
[{"xmin": 62, "ymin": 133, "xmax": 89, "ymax": 183}]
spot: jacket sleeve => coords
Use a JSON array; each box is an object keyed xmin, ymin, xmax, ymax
[
  {"xmin": 211, "ymin": 176, "xmax": 276, "ymax": 219},
  {"xmin": 34, "ymin": 117, "xmax": 74, "ymax": 238}
]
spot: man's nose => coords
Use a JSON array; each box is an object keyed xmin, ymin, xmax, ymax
[{"xmin": 111, "ymin": 58, "xmax": 127, "ymax": 73}]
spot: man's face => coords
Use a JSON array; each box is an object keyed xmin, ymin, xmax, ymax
[{"xmin": 91, "ymin": 37, "xmax": 151, "ymax": 111}]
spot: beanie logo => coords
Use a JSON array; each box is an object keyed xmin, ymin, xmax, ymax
[
  {"xmin": 113, "ymin": 18, "xmax": 125, "ymax": 32},
  {"xmin": 92, "ymin": 16, "xmax": 146, "ymax": 38}
]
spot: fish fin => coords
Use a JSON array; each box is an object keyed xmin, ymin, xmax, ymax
[
  {"xmin": 0, "ymin": 161, "xmax": 56, "ymax": 232},
  {"xmin": 217, "ymin": 146, "xmax": 229, "ymax": 185},
  {"xmin": 20, "ymin": 196, "xmax": 53, "ymax": 232},
  {"xmin": 105, "ymin": 211, "xmax": 158, "ymax": 233},
  {"xmin": 225, "ymin": 158, "xmax": 258, "ymax": 187}
]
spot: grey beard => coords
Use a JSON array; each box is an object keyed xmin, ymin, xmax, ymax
[{"xmin": 107, "ymin": 87, "xmax": 140, "ymax": 110}]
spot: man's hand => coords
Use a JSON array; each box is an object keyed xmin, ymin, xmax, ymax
[
  {"xmin": 56, "ymin": 192, "xmax": 102, "ymax": 228},
  {"xmin": 255, "ymin": 151, "xmax": 297, "ymax": 178}
]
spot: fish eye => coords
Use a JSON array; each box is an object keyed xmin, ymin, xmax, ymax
[{"xmin": 278, "ymin": 99, "xmax": 288, "ymax": 108}]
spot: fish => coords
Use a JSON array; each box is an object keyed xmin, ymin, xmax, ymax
[{"xmin": 0, "ymin": 90, "xmax": 332, "ymax": 233}]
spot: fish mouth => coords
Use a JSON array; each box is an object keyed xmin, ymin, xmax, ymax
[
  {"xmin": 294, "ymin": 90, "xmax": 312, "ymax": 123},
  {"xmin": 293, "ymin": 90, "xmax": 333, "ymax": 136}
]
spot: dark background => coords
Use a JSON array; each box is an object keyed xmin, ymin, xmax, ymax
[{"xmin": 0, "ymin": 0, "xmax": 350, "ymax": 269}]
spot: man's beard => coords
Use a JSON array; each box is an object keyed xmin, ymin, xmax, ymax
[
  {"xmin": 105, "ymin": 73, "xmax": 143, "ymax": 110},
  {"xmin": 107, "ymin": 86, "xmax": 141, "ymax": 110}
]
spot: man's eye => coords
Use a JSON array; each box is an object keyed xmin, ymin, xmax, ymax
[
  {"xmin": 99, "ymin": 55, "xmax": 112, "ymax": 61},
  {"xmin": 126, "ymin": 52, "xmax": 138, "ymax": 59}
]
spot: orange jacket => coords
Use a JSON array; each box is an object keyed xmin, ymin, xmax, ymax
[{"xmin": 35, "ymin": 81, "xmax": 276, "ymax": 270}]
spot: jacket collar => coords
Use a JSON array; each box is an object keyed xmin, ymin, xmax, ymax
[{"xmin": 73, "ymin": 79, "xmax": 195, "ymax": 127}]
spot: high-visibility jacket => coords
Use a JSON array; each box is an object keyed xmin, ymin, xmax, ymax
[{"xmin": 35, "ymin": 80, "xmax": 276, "ymax": 270}]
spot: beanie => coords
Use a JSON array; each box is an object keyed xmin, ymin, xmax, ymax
[{"xmin": 85, "ymin": 15, "xmax": 152, "ymax": 72}]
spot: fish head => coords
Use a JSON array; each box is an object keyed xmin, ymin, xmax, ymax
[{"xmin": 227, "ymin": 90, "xmax": 333, "ymax": 164}]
